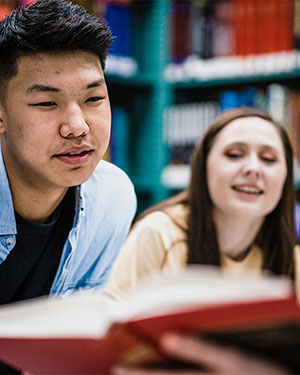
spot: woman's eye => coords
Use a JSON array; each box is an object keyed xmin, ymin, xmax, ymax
[
  {"xmin": 225, "ymin": 152, "xmax": 242, "ymax": 159},
  {"xmin": 261, "ymin": 156, "xmax": 276, "ymax": 163}
]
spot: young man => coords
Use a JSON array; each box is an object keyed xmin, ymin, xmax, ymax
[
  {"xmin": 0, "ymin": 0, "xmax": 136, "ymax": 308},
  {"xmin": 0, "ymin": 0, "xmax": 137, "ymax": 372}
]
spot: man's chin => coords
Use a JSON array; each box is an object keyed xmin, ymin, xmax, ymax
[{"xmin": 62, "ymin": 170, "xmax": 94, "ymax": 188}]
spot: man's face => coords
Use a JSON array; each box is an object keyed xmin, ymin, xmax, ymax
[{"xmin": 0, "ymin": 51, "xmax": 111, "ymax": 192}]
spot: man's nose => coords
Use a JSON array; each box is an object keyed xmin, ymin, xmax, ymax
[{"xmin": 59, "ymin": 107, "xmax": 89, "ymax": 138}]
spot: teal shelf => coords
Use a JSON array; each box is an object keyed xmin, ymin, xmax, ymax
[
  {"xmin": 172, "ymin": 69, "xmax": 300, "ymax": 90},
  {"xmin": 105, "ymin": 72, "xmax": 156, "ymax": 87},
  {"xmin": 131, "ymin": 176, "xmax": 157, "ymax": 191}
]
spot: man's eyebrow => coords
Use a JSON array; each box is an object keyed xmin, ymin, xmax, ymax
[
  {"xmin": 86, "ymin": 79, "xmax": 106, "ymax": 89},
  {"xmin": 26, "ymin": 79, "xmax": 106, "ymax": 94},
  {"xmin": 26, "ymin": 84, "xmax": 60, "ymax": 94}
]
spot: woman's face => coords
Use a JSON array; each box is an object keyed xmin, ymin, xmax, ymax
[{"xmin": 206, "ymin": 117, "xmax": 287, "ymax": 220}]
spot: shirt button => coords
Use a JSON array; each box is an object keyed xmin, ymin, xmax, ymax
[{"xmin": 6, "ymin": 237, "xmax": 13, "ymax": 246}]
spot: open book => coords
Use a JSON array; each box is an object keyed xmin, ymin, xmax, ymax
[{"xmin": 0, "ymin": 267, "xmax": 300, "ymax": 374}]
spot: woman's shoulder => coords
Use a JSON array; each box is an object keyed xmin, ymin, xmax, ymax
[{"xmin": 136, "ymin": 203, "xmax": 188, "ymax": 231}]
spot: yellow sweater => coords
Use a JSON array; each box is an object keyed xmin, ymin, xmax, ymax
[{"xmin": 105, "ymin": 204, "xmax": 300, "ymax": 301}]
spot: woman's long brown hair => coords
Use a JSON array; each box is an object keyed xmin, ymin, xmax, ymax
[{"xmin": 135, "ymin": 107, "xmax": 296, "ymax": 277}]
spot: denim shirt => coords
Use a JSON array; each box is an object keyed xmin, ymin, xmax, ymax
[{"xmin": 0, "ymin": 149, "xmax": 137, "ymax": 297}]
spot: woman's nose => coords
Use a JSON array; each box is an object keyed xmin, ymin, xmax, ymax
[{"xmin": 241, "ymin": 155, "xmax": 262, "ymax": 177}]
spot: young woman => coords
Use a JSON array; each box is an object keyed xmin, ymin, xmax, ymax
[{"xmin": 106, "ymin": 107, "xmax": 299, "ymax": 301}]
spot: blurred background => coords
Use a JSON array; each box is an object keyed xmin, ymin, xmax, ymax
[{"xmin": 2, "ymin": 0, "xmax": 300, "ymax": 217}]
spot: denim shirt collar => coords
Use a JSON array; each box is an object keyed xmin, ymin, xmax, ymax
[
  {"xmin": 73, "ymin": 185, "xmax": 83, "ymax": 228},
  {"xmin": 0, "ymin": 147, "xmax": 16, "ymax": 235}
]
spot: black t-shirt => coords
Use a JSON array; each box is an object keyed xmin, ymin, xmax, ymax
[{"xmin": 0, "ymin": 188, "xmax": 75, "ymax": 373}]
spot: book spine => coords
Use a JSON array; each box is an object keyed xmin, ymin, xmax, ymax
[
  {"xmin": 170, "ymin": 0, "xmax": 192, "ymax": 63},
  {"xmin": 0, "ymin": 0, "xmax": 18, "ymax": 20},
  {"xmin": 191, "ymin": 0, "xmax": 205, "ymax": 57},
  {"xmin": 109, "ymin": 107, "xmax": 130, "ymax": 173},
  {"xmin": 233, "ymin": 0, "xmax": 247, "ymax": 55},
  {"xmin": 277, "ymin": 0, "xmax": 294, "ymax": 52},
  {"xmin": 163, "ymin": 102, "xmax": 220, "ymax": 166},
  {"xmin": 294, "ymin": 0, "xmax": 300, "ymax": 50},
  {"xmin": 104, "ymin": 1, "xmax": 132, "ymax": 57},
  {"xmin": 211, "ymin": 0, "xmax": 234, "ymax": 57}
]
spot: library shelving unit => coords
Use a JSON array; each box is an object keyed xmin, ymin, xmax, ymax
[
  {"xmin": 105, "ymin": 0, "xmax": 172, "ymax": 212},
  {"xmin": 105, "ymin": 0, "xmax": 300, "ymax": 211}
]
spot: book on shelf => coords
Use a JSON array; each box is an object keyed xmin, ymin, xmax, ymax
[
  {"xmin": 170, "ymin": 0, "xmax": 192, "ymax": 62},
  {"xmin": 163, "ymin": 102, "xmax": 220, "ymax": 166},
  {"xmin": 277, "ymin": 0, "xmax": 294, "ymax": 52},
  {"xmin": 104, "ymin": 0, "xmax": 132, "ymax": 58},
  {"xmin": 0, "ymin": 268, "xmax": 300, "ymax": 374},
  {"xmin": 211, "ymin": 0, "xmax": 234, "ymax": 58},
  {"xmin": 0, "ymin": 0, "xmax": 17, "ymax": 21},
  {"xmin": 294, "ymin": 0, "xmax": 300, "ymax": 50},
  {"xmin": 109, "ymin": 107, "xmax": 130, "ymax": 173},
  {"xmin": 231, "ymin": 0, "xmax": 295, "ymax": 56}
]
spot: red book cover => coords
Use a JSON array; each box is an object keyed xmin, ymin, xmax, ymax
[
  {"xmin": 244, "ymin": 0, "xmax": 257, "ymax": 54},
  {"xmin": 277, "ymin": 0, "xmax": 294, "ymax": 51},
  {"xmin": 0, "ymin": 297, "xmax": 300, "ymax": 374},
  {"xmin": 260, "ymin": 0, "xmax": 279, "ymax": 53},
  {"xmin": 170, "ymin": 0, "xmax": 191, "ymax": 62},
  {"xmin": 0, "ymin": 0, "xmax": 14, "ymax": 21},
  {"xmin": 0, "ymin": 270, "xmax": 299, "ymax": 374},
  {"xmin": 253, "ymin": 0, "xmax": 269, "ymax": 54},
  {"xmin": 233, "ymin": 0, "xmax": 246, "ymax": 55},
  {"xmin": 233, "ymin": 0, "xmax": 257, "ymax": 56}
]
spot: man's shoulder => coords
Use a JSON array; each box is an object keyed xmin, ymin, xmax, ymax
[
  {"xmin": 81, "ymin": 160, "xmax": 136, "ymax": 212},
  {"xmin": 93, "ymin": 159, "xmax": 130, "ymax": 177},
  {"xmin": 86, "ymin": 160, "xmax": 134, "ymax": 188}
]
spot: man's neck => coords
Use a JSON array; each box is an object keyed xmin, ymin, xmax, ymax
[{"xmin": 10, "ymin": 180, "xmax": 68, "ymax": 224}]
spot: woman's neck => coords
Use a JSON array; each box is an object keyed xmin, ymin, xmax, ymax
[{"xmin": 213, "ymin": 210, "xmax": 264, "ymax": 261}]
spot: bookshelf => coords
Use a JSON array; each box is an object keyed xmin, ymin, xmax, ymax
[
  {"xmin": 105, "ymin": 0, "xmax": 172, "ymax": 212},
  {"xmin": 105, "ymin": 0, "xmax": 300, "ymax": 211},
  {"xmin": 3, "ymin": 0, "xmax": 300, "ymax": 211}
]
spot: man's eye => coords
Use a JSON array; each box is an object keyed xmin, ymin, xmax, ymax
[
  {"xmin": 86, "ymin": 97, "xmax": 104, "ymax": 103},
  {"xmin": 31, "ymin": 102, "xmax": 57, "ymax": 107}
]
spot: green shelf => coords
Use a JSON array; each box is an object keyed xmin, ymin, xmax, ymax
[
  {"xmin": 105, "ymin": 72, "xmax": 156, "ymax": 87},
  {"xmin": 172, "ymin": 69, "xmax": 300, "ymax": 90}
]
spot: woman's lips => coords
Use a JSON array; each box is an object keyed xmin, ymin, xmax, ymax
[{"xmin": 232, "ymin": 185, "xmax": 263, "ymax": 195}]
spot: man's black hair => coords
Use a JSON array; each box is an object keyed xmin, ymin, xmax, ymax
[{"xmin": 0, "ymin": 0, "xmax": 114, "ymax": 94}]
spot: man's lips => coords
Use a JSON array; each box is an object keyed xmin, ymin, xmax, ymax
[
  {"xmin": 54, "ymin": 146, "xmax": 93, "ymax": 157},
  {"xmin": 53, "ymin": 146, "xmax": 94, "ymax": 165}
]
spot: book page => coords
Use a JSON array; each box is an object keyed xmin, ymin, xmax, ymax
[
  {"xmin": 0, "ymin": 266, "xmax": 293, "ymax": 339},
  {"xmin": 113, "ymin": 266, "xmax": 293, "ymax": 321},
  {"xmin": 0, "ymin": 289, "xmax": 118, "ymax": 338}
]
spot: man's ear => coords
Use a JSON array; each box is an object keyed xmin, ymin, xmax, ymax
[{"xmin": 0, "ymin": 105, "xmax": 6, "ymax": 135}]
